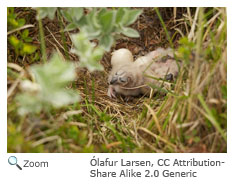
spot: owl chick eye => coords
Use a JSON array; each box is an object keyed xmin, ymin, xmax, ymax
[{"xmin": 119, "ymin": 77, "xmax": 127, "ymax": 83}]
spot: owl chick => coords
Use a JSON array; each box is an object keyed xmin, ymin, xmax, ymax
[{"xmin": 107, "ymin": 48, "xmax": 179, "ymax": 98}]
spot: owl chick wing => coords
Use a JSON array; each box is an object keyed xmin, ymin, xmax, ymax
[
  {"xmin": 134, "ymin": 47, "xmax": 174, "ymax": 66},
  {"xmin": 135, "ymin": 48, "xmax": 178, "ymax": 80},
  {"xmin": 135, "ymin": 48, "xmax": 178, "ymax": 95}
]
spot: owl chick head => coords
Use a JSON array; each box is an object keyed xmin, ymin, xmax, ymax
[{"xmin": 108, "ymin": 67, "xmax": 135, "ymax": 87}]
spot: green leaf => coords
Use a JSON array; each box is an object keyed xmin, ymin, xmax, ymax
[
  {"xmin": 70, "ymin": 8, "xmax": 84, "ymax": 22},
  {"xmin": 23, "ymin": 37, "xmax": 33, "ymax": 43},
  {"xmin": 85, "ymin": 9, "xmax": 100, "ymax": 31},
  {"xmin": 65, "ymin": 23, "xmax": 78, "ymax": 31},
  {"xmin": 98, "ymin": 8, "xmax": 107, "ymax": 18},
  {"xmin": 83, "ymin": 10, "xmax": 101, "ymax": 38},
  {"xmin": 116, "ymin": 8, "xmax": 125, "ymax": 24},
  {"xmin": 7, "ymin": 7, "xmax": 15, "ymax": 16},
  {"xmin": 221, "ymin": 85, "xmax": 227, "ymax": 100},
  {"xmin": 9, "ymin": 35, "xmax": 20, "ymax": 48},
  {"xmin": 61, "ymin": 8, "xmax": 85, "ymax": 32},
  {"xmin": 121, "ymin": 27, "xmax": 140, "ymax": 38},
  {"xmin": 8, "ymin": 18, "xmax": 19, "ymax": 28},
  {"xmin": 123, "ymin": 9, "xmax": 142, "ymax": 26},
  {"xmin": 16, "ymin": 93, "xmax": 43, "ymax": 115},
  {"xmin": 21, "ymin": 43, "xmax": 37, "ymax": 54},
  {"xmin": 83, "ymin": 26, "xmax": 101, "ymax": 40},
  {"xmin": 36, "ymin": 7, "xmax": 57, "ymax": 20},
  {"xmin": 99, "ymin": 35, "xmax": 114, "ymax": 51},
  {"xmin": 31, "ymin": 52, "xmax": 40, "ymax": 62},
  {"xmin": 16, "ymin": 53, "xmax": 80, "ymax": 115},
  {"xmin": 18, "ymin": 18, "xmax": 26, "ymax": 27},
  {"xmin": 99, "ymin": 11, "xmax": 115, "ymax": 34},
  {"xmin": 7, "ymin": 8, "xmax": 26, "ymax": 30},
  {"xmin": 71, "ymin": 32, "xmax": 104, "ymax": 72},
  {"xmin": 61, "ymin": 9, "xmax": 73, "ymax": 22},
  {"xmin": 62, "ymin": 8, "xmax": 83, "ymax": 22},
  {"xmin": 21, "ymin": 29, "xmax": 29, "ymax": 39},
  {"xmin": 31, "ymin": 54, "xmax": 77, "ymax": 88}
]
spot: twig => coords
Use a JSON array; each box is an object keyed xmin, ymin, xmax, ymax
[
  {"xmin": 31, "ymin": 135, "xmax": 60, "ymax": 147},
  {"xmin": 7, "ymin": 63, "xmax": 25, "ymax": 99},
  {"xmin": 144, "ymin": 103, "xmax": 163, "ymax": 135},
  {"xmin": 138, "ymin": 127, "xmax": 176, "ymax": 149},
  {"xmin": 188, "ymin": 7, "xmax": 200, "ymax": 41},
  {"xmin": 7, "ymin": 24, "xmax": 34, "ymax": 35}
]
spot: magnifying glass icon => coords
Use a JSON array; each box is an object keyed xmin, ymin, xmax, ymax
[{"xmin": 8, "ymin": 156, "xmax": 22, "ymax": 170}]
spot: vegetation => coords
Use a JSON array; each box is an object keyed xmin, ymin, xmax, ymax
[{"xmin": 7, "ymin": 7, "xmax": 227, "ymax": 153}]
